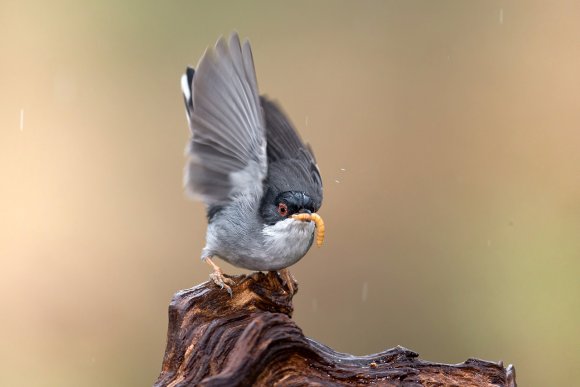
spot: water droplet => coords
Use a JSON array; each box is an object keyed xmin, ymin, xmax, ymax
[{"xmin": 362, "ymin": 282, "xmax": 368, "ymax": 302}]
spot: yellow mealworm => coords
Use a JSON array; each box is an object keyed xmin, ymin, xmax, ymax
[{"xmin": 292, "ymin": 213, "xmax": 325, "ymax": 247}]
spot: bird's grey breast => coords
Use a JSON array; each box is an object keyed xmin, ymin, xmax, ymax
[{"xmin": 203, "ymin": 196, "xmax": 315, "ymax": 271}]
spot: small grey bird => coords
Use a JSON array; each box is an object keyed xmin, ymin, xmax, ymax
[{"xmin": 181, "ymin": 33, "xmax": 324, "ymax": 294}]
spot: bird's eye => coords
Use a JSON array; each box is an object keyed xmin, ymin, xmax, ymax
[{"xmin": 277, "ymin": 202, "xmax": 288, "ymax": 217}]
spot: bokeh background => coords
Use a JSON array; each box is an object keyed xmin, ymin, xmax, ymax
[{"xmin": 1, "ymin": 1, "xmax": 579, "ymax": 386}]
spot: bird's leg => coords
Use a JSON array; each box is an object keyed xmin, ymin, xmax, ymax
[
  {"xmin": 204, "ymin": 257, "xmax": 234, "ymax": 296},
  {"xmin": 277, "ymin": 268, "xmax": 298, "ymax": 295}
]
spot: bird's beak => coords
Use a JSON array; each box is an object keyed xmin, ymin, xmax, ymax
[{"xmin": 291, "ymin": 213, "xmax": 325, "ymax": 247}]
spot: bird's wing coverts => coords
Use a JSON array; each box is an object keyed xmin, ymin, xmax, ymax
[
  {"xmin": 261, "ymin": 97, "xmax": 323, "ymax": 209},
  {"xmin": 182, "ymin": 33, "xmax": 267, "ymax": 206}
]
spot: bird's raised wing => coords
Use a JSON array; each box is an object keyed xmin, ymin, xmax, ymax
[
  {"xmin": 181, "ymin": 33, "xmax": 267, "ymax": 206},
  {"xmin": 261, "ymin": 97, "xmax": 323, "ymax": 210}
]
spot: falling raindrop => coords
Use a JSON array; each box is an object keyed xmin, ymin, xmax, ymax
[
  {"xmin": 362, "ymin": 282, "xmax": 368, "ymax": 302},
  {"xmin": 499, "ymin": 8, "xmax": 504, "ymax": 24}
]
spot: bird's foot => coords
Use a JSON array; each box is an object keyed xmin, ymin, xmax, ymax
[
  {"xmin": 209, "ymin": 269, "xmax": 234, "ymax": 296},
  {"xmin": 204, "ymin": 257, "xmax": 235, "ymax": 296},
  {"xmin": 277, "ymin": 268, "xmax": 298, "ymax": 295}
]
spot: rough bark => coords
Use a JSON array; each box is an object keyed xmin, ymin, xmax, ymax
[{"xmin": 155, "ymin": 271, "xmax": 517, "ymax": 387}]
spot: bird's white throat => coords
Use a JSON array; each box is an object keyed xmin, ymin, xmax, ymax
[{"xmin": 262, "ymin": 218, "xmax": 315, "ymax": 265}]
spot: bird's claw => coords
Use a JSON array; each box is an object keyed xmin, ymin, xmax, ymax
[
  {"xmin": 278, "ymin": 268, "xmax": 298, "ymax": 295},
  {"xmin": 204, "ymin": 257, "xmax": 235, "ymax": 296},
  {"xmin": 209, "ymin": 269, "xmax": 235, "ymax": 296}
]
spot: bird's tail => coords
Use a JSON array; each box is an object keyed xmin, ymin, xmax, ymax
[{"xmin": 180, "ymin": 66, "xmax": 195, "ymax": 125}]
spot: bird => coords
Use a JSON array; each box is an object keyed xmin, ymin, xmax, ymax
[{"xmin": 180, "ymin": 32, "xmax": 324, "ymax": 294}]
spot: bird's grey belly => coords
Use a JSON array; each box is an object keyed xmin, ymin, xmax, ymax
[{"xmin": 202, "ymin": 218, "xmax": 315, "ymax": 271}]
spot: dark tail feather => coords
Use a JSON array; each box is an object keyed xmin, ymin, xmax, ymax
[{"xmin": 181, "ymin": 67, "xmax": 195, "ymax": 120}]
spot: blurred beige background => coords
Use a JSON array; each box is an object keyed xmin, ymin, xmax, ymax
[{"xmin": 1, "ymin": 1, "xmax": 579, "ymax": 386}]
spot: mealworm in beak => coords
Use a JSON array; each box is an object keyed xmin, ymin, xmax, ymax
[{"xmin": 291, "ymin": 213, "xmax": 325, "ymax": 247}]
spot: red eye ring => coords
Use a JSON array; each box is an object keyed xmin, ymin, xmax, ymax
[{"xmin": 277, "ymin": 202, "xmax": 288, "ymax": 217}]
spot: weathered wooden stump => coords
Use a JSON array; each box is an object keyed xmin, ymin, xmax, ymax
[{"xmin": 155, "ymin": 271, "xmax": 517, "ymax": 386}]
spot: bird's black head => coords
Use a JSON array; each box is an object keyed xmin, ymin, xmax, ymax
[{"xmin": 260, "ymin": 190, "xmax": 318, "ymax": 225}]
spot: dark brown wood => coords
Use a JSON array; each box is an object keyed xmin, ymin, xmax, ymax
[{"xmin": 155, "ymin": 272, "xmax": 517, "ymax": 387}]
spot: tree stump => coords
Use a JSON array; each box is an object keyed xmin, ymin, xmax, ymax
[{"xmin": 155, "ymin": 271, "xmax": 517, "ymax": 386}]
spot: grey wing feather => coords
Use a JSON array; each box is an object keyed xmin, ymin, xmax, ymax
[
  {"xmin": 261, "ymin": 96, "xmax": 323, "ymax": 208},
  {"xmin": 181, "ymin": 33, "xmax": 267, "ymax": 206}
]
